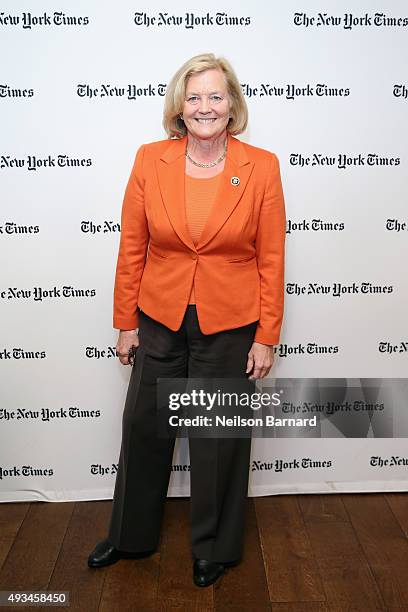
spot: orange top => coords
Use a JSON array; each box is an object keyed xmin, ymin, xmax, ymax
[{"xmin": 185, "ymin": 173, "xmax": 222, "ymax": 303}]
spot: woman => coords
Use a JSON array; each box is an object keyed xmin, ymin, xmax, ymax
[{"xmin": 88, "ymin": 53, "xmax": 286, "ymax": 587}]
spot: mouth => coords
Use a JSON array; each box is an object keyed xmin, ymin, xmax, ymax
[{"xmin": 194, "ymin": 118, "xmax": 217, "ymax": 123}]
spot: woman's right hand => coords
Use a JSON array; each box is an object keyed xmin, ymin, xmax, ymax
[{"xmin": 116, "ymin": 329, "xmax": 139, "ymax": 366}]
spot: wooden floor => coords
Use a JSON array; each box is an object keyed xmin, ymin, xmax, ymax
[{"xmin": 0, "ymin": 493, "xmax": 408, "ymax": 611}]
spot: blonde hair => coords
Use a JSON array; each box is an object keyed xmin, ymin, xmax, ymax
[{"xmin": 163, "ymin": 53, "xmax": 248, "ymax": 138}]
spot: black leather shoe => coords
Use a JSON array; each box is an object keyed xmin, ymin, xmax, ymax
[
  {"xmin": 87, "ymin": 538, "xmax": 155, "ymax": 568},
  {"xmin": 193, "ymin": 559, "xmax": 226, "ymax": 587}
]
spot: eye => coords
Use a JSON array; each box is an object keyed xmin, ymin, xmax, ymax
[
  {"xmin": 210, "ymin": 95, "xmax": 222, "ymax": 103},
  {"xmin": 187, "ymin": 96, "xmax": 199, "ymax": 103}
]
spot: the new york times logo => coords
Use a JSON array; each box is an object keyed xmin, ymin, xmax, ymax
[
  {"xmin": 171, "ymin": 464, "xmax": 190, "ymax": 472},
  {"xmin": 0, "ymin": 84, "xmax": 34, "ymax": 98},
  {"xmin": 85, "ymin": 347, "xmax": 116, "ymax": 359},
  {"xmin": 133, "ymin": 12, "xmax": 251, "ymax": 29},
  {"xmin": 386, "ymin": 219, "xmax": 408, "ymax": 232},
  {"xmin": 251, "ymin": 458, "xmax": 332, "ymax": 472},
  {"xmin": 0, "ymin": 286, "xmax": 97, "ymax": 301},
  {"xmin": 77, "ymin": 84, "xmax": 165, "ymax": 99},
  {"xmin": 0, "ymin": 222, "xmax": 39, "ymax": 235},
  {"xmin": 291, "ymin": 153, "xmax": 400, "ymax": 168},
  {"xmin": 393, "ymin": 85, "xmax": 408, "ymax": 99},
  {"xmin": 0, "ymin": 12, "xmax": 89, "ymax": 28},
  {"xmin": 91, "ymin": 464, "xmax": 118, "ymax": 476},
  {"xmin": 0, "ymin": 407, "xmax": 101, "ymax": 421},
  {"xmin": 287, "ymin": 282, "xmax": 393, "ymax": 297},
  {"xmin": 371, "ymin": 455, "xmax": 408, "ymax": 467},
  {"xmin": 0, "ymin": 348, "xmax": 46, "ymax": 360},
  {"xmin": 286, "ymin": 219, "xmax": 345, "ymax": 233},
  {"xmin": 282, "ymin": 400, "xmax": 384, "ymax": 415},
  {"xmin": 241, "ymin": 83, "xmax": 350, "ymax": 98},
  {"xmin": 294, "ymin": 12, "xmax": 408, "ymax": 29},
  {"xmin": 1, "ymin": 155, "xmax": 92, "ymax": 170},
  {"xmin": 275, "ymin": 344, "xmax": 339, "ymax": 357},
  {"xmin": 379, "ymin": 341, "xmax": 408, "ymax": 354},
  {"xmin": 81, "ymin": 221, "xmax": 120, "ymax": 234},
  {"xmin": 0, "ymin": 466, "xmax": 54, "ymax": 479}
]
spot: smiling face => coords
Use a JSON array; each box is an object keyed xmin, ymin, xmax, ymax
[{"xmin": 182, "ymin": 68, "xmax": 231, "ymax": 142}]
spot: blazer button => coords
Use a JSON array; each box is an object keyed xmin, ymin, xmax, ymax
[{"xmin": 191, "ymin": 253, "xmax": 198, "ymax": 260}]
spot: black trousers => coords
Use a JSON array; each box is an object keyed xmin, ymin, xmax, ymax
[{"xmin": 107, "ymin": 305, "xmax": 258, "ymax": 563}]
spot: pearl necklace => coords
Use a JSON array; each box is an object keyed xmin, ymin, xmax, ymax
[{"xmin": 186, "ymin": 139, "xmax": 227, "ymax": 168}]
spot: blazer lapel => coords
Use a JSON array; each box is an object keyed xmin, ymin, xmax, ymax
[
  {"xmin": 156, "ymin": 135, "xmax": 196, "ymax": 251},
  {"xmin": 196, "ymin": 135, "xmax": 254, "ymax": 250},
  {"xmin": 155, "ymin": 133, "xmax": 254, "ymax": 252}
]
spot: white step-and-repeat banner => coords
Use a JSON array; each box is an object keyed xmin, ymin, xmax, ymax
[{"xmin": 1, "ymin": 0, "xmax": 407, "ymax": 502}]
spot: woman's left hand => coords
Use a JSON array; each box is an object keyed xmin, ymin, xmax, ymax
[{"xmin": 246, "ymin": 342, "xmax": 275, "ymax": 379}]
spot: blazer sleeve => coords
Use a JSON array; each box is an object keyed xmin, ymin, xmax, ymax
[
  {"xmin": 113, "ymin": 145, "xmax": 149, "ymax": 330},
  {"xmin": 254, "ymin": 153, "xmax": 286, "ymax": 346}
]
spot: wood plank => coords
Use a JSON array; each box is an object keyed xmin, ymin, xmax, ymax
[
  {"xmin": 271, "ymin": 604, "xmax": 329, "ymax": 611},
  {"xmin": 214, "ymin": 499, "xmax": 270, "ymax": 611},
  {"xmin": 156, "ymin": 599, "xmax": 213, "ymax": 611},
  {"xmin": 156, "ymin": 498, "xmax": 213, "ymax": 609},
  {"xmin": 304, "ymin": 495, "xmax": 385, "ymax": 609},
  {"xmin": 254, "ymin": 495, "xmax": 325, "ymax": 603},
  {"xmin": 42, "ymin": 500, "xmax": 118, "ymax": 612},
  {"xmin": 342, "ymin": 493, "xmax": 408, "ymax": 607},
  {"xmin": 328, "ymin": 607, "xmax": 387, "ymax": 612},
  {"xmin": 271, "ymin": 605, "xmax": 385, "ymax": 612},
  {"xmin": 0, "ymin": 502, "xmax": 29, "ymax": 569},
  {"xmin": 385, "ymin": 493, "xmax": 408, "ymax": 537},
  {"xmin": 99, "ymin": 552, "xmax": 160, "ymax": 612},
  {"xmin": 0, "ymin": 501, "xmax": 73, "ymax": 591},
  {"xmin": 298, "ymin": 494, "xmax": 349, "ymax": 524}
]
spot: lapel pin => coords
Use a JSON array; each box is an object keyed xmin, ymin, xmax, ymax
[{"xmin": 231, "ymin": 176, "xmax": 240, "ymax": 186}]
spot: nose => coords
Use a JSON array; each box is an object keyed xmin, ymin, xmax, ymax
[{"xmin": 198, "ymin": 96, "xmax": 211, "ymax": 113}]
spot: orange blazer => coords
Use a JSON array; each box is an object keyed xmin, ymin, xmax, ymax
[{"xmin": 113, "ymin": 133, "xmax": 286, "ymax": 346}]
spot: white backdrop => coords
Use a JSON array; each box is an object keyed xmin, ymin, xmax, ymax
[{"xmin": 1, "ymin": 0, "xmax": 407, "ymax": 502}]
